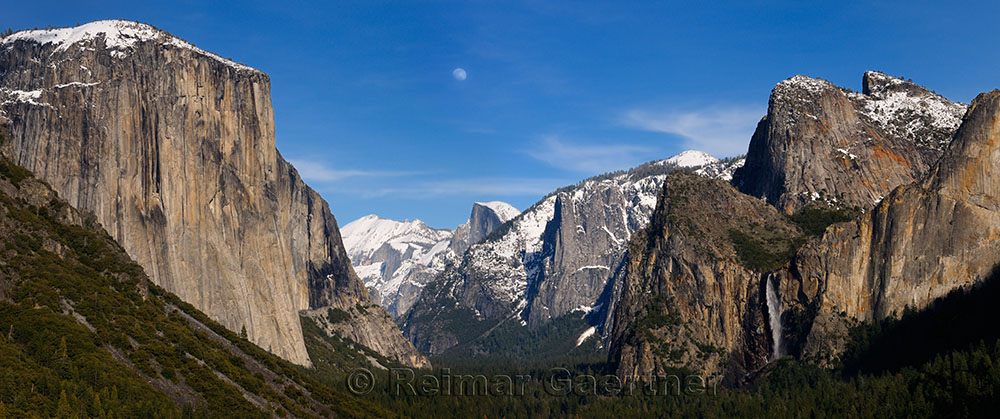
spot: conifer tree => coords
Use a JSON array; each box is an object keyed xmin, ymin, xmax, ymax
[
  {"xmin": 59, "ymin": 337, "xmax": 68, "ymax": 360},
  {"xmin": 92, "ymin": 393, "xmax": 103, "ymax": 418},
  {"xmin": 57, "ymin": 389, "xmax": 74, "ymax": 419}
]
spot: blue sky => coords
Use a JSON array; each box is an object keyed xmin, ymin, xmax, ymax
[{"xmin": 3, "ymin": 1, "xmax": 999, "ymax": 228}]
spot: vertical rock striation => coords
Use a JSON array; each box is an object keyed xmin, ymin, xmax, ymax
[
  {"xmin": 449, "ymin": 201, "xmax": 521, "ymax": 256},
  {"xmin": 789, "ymin": 90, "xmax": 1000, "ymax": 363},
  {"xmin": 0, "ymin": 20, "xmax": 425, "ymax": 367}
]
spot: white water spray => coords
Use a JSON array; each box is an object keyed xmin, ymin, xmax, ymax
[{"xmin": 766, "ymin": 275, "xmax": 783, "ymax": 361}]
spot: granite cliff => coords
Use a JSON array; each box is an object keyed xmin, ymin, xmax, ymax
[
  {"xmin": 733, "ymin": 72, "xmax": 965, "ymax": 213},
  {"xmin": 0, "ymin": 20, "xmax": 426, "ymax": 368},
  {"xmin": 608, "ymin": 172, "xmax": 803, "ymax": 382},
  {"xmin": 0, "ymin": 121, "xmax": 394, "ymax": 417},
  {"xmin": 786, "ymin": 90, "xmax": 1000, "ymax": 364}
]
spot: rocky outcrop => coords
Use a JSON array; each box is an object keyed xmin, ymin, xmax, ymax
[
  {"xmin": 340, "ymin": 201, "xmax": 519, "ymax": 318},
  {"xmin": 303, "ymin": 304, "xmax": 431, "ymax": 369},
  {"xmin": 401, "ymin": 154, "xmax": 744, "ymax": 356},
  {"xmin": 608, "ymin": 172, "xmax": 802, "ymax": 383},
  {"xmin": 787, "ymin": 90, "xmax": 1000, "ymax": 363},
  {"xmin": 733, "ymin": 72, "xmax": 966, "ymax": 214},
  {"xmin": 449, "ymin": 201, "xmax": 520, "ymax": 255},
  {"xmin": 0, "ymin": 20, "xmax": 425, "ymax": 368}
]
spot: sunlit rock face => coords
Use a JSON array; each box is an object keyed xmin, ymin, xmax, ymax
[
  {"xmin": 789, "ymin": 90, "xmax": 1000, "ymax": 363},
  {"xmin": 733, "ymin": 72, "xmax": 966, "ymax": 214},
  {"xmin": 0, "ymin": 20, "xmax": 426, "ymax": 368}
]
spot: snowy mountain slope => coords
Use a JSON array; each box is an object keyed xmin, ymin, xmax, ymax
[
  {"xmin": 340, "ymin": 202, "xmax": 519, "ymax": 317},
  {"xmin": 341, "ymin": 215, "xmax": 452, "ymax": 259},
  {"xmin": 400, "ymin": 150, "xmax": 740, "ymax": 355},
  {"xmin": 340, "ymin": 215, "xmax": 452, "ymax": 317},
  {"xmin": 696, "ymin": 156, "xmax": 746, "ymax": 181},
  {"xmin": 850, "ymin": 71, "xmax": 966, "ymax": 150}
]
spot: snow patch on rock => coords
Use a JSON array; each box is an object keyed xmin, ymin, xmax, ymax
[{"xmin": 575, "ymin": 326, "xmax": 597, "ymax": 347}]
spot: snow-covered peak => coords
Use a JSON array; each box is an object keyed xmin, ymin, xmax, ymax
[
  {"xmin": 663, "ymin": 150, "xmax": 719, "ymax": 168},
  {"xmin": 475, "ymin": 201, "xmax": 521, "ymax": 223},
  {"xmin": 340, "ymin": 215, "xmax": 450, "ymax": 258},
  {"xmin": 2, "ymin": 20, "xmax": 257, "ymax": 72},
  {"xmin": 341, "ymin": 214, "xmax": 457, "ymax": 317}
]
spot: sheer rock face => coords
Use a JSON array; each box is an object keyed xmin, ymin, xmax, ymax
[
  {"xmin": 0, "ymin": 21, "xmax": 426, "ymax": 368},
  {"xmin": 608, "ymin": 172, "xmax": 801, "ymax": 383},
  {"xmin": 787, "ymin": 90, "xmax": 1000, "ymax": 363},
  {"xmin": 733, "ymin": 72, "xmax": 966, "ymax": 214},
  {"xmin": 449, "ymin": 202, "xmax": 519, "ymax": 256}
]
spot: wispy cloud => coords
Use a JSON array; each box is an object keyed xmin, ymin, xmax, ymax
[
  {"xmin": 622, "ymin": 105, "xmax": 764, "ymax": 157},
  {"xmin": 526, "ymin": 135, "xmax": 655, "ymax": 174},
  {"xmin": 288, "ymin": 159, "xmax": 426, "ymax": 183},
  {"xmin": 364, "ymin": 177, "xmax": 570, "ymax": 199}
]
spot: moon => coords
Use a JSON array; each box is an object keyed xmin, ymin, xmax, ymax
[{"xmin": 452, "ymin": 68, "xmax": 467, "ymax": 81}]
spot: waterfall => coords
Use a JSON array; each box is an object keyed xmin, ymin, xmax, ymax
[{"xmin": 766, "ymin": 274, "xmax": 783, "ymax": 361}]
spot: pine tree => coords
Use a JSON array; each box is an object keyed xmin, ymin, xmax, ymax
[
  {"xmin": 93, "ymin": 392, "xmax": 103, "ymax": 419},
  {"xmin": 57, "ymin": 389, "xmax": 74, "ymax": 419},
  {"xmin": 59, "ymin": 336, "xmax": 68, "ymax": 360},
  {"xmin": 0, "ymin": 400, "xmax": 7, "ymax": 419},
  {"xmin": 240, "ymin": 325, "xmax": 247, "ymax": 339}
]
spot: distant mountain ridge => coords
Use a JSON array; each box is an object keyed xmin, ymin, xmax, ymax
[
  {"xmin": 399, "ymin": 151, "xmax": 743, "ymax": 356},
  {"xmin": 340, "ymin": 201, "xmax": 520, "ymax": 318}
]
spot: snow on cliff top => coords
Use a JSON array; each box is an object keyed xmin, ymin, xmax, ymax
[
  {"xmin": 775, "ymin": 75, "xmax": 835, "ymax": 95},
  {"xmin": 475, "ymin": 201, "xmax": 521, "ymax": 223},
  {"xmin": 663, "ymin": 150, "xmax": 719, "ymax": 168},
  {"xmin": 852, "ymin": 72, "xmax": 966, "ymax": 147},
  {"xmin": 2, "ymin": 20, "xmax": 257, "ymax": 72}
]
